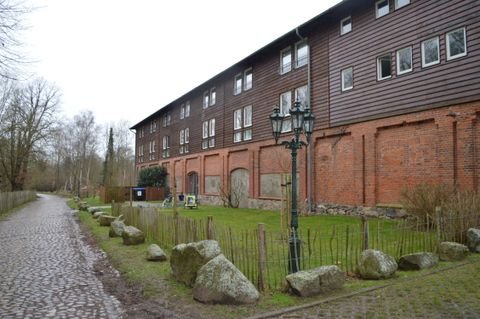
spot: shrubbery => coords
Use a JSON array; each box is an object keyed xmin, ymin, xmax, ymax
[{"xmin": 401, "ymin": 184, "xmax": 480, "ymax": 243}]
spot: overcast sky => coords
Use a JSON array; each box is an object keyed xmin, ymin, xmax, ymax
[{"xmin": 23, "ymin": 0, "xmax": 341, "ymax": 126}]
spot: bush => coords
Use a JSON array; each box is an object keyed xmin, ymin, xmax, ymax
[
  {"xmin": 138, "ymin": 166, "xmax": 167, "ymax": 187},
  {"xmin": 400, "ymin": 183, "xmax": 455, "ymax": 220},
  {"xmin": 401, "ymin": 184, "xmax": 480, "ymax": 243}
]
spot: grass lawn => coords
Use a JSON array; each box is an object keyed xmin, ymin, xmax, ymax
[{"xmin": 70, "ymin": 198, "xmax": 480, "ymax": 318}]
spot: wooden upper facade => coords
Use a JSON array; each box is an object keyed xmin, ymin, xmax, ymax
[{"xmin": 132, "ymin": 0, "xmax": 480, "ymax": 167}]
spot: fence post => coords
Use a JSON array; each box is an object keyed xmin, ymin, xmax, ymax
[
  {"xmin": 435, "ymin": 206, "xmax": 442, "ymax": 245},
  {"xmin": 206, "ymin": 216, "xmax": 214, "ymax": 240},
  {"xmin": 257, "ymin": 223, "xmax": 267, "ymax": 292},
  {"xmin": 361, "ymin": 216, "xmax": 369, "ymax": 250}
]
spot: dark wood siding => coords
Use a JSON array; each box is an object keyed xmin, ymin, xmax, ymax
[
  {"xmin": 328, "ymin": 0, "xmax": 480, "ymax": 126},
  {"xmin": 135, "ymin": 0, "xmax": 480, "ymax": 164}
]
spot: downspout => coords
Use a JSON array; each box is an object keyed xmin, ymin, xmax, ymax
[{"xmin": 296, "ymin": 27, "xmax": 314, "ymax": 214}]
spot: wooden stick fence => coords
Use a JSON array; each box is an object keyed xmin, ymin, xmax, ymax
[
  {"xmin": 117, "ymin": 205, "xmax": 472, "ymax": 291},
  {"xmin": 0, "ymin": 191, "xmax": 36, "ymax": 214}
]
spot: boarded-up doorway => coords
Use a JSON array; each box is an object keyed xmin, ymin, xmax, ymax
[
  {"xmin": 231, "ymin": 168, "xmax": 249, "ymax": 208},
  {"xmin": 187, "ymin": 172, "xmax": 199, "ymax": 195}
]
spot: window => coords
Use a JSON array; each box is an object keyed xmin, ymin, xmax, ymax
[
  {"xmin": 377, "ymin": 54, "xmax": 392, "ymax": 80},
  {"xmin": 233, "ymin": 105, "xmax": 252, "ymax": 143},
  {"xmin": 280, "ymin": 47, "xmax": 292, "ymax": 74},
  {"xmin": 180, "ymin": 104, "xmax": 185, "ymax": 119},
  {"xmin": 153, "ymin": 120, "xmax": 158, "ymax": 133},
  {"xmin": 210, "ymin": 88, "xmax": 216, "ymax": 106},
  {"xmin": 422, "ymin": 37, "xmax": 440, "ymax": 67},
  {"xmin": 341, "ymin": 67, "xmax": 353, "ymax": 91},
  {"xmin": 138, "ymin": 127, "xmax": 145, "ymax": 139},
  {"xmin": 295, "ymin": 41, "xmax": 308, "ymax": 68},
  {"xmin": 179, "ymin": 128, "xmax": 189, "ymax": 154},
  {"xmin": 149, "ymin": 141, "xmax": 156, "ymax": 160},
  {"xmin": 396, "ymin": 47, "xmax": 412, "ymax": 75},
  {"xmin": 280, "ymin": 91, "xmax": 292, "ymax": 132},
  {"xmin": 340, "ymin": 16, "xmax": 352, "ymax": 35},
  {"xmin": 209, "ymin": 118, "xmax": 215, "ymax": 147},
  {"xmin": 395, "ymin": 0, "xmax": 409, "ymax": 9},
  {"xmin": 244, "ymin": 68, "xmax": 252, "ymax": 91},
  {"xmin": 446, "ymin": 27, "xmax": 467, "ymax": 60},
  {"xmin": 185, "ymin": 101, "xmax": 190, "ymax": 117},
  {"xmin": 162, "ymin": 136, "xmax": 170, "ymax": 158},
  {"xmin": 138, "ymin": 145, "xmax": 144, "ymax": 162},
  {"xmin": 376, "ymin": 0, "xmax": 389, "ymax": 18},
  {"xmin": 295, "ymin": 85, "xmax": 308, "ymax": 109},
  {"xmin": 234, "ymin": 74, "xmax": 242, "ymax": 95},
  {"xmin": 203, "ymin": 91, "xmax": 209, "ymax": 109},
  {"xmin": 202, "ymin": 119, "xmax": 215, "ymax": 149},
  {"xmin": 163, "ymin": 113, "xmax": 171, "ymax": 127}
]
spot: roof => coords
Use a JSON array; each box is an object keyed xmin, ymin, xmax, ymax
[{"xmin": 130, "ymin": 0, "xmax": 350, "ymax": 130}]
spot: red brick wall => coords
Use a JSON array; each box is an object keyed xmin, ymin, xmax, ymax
[
  {"xmin": 315, "ymin": 134, "xmax": 356, "ymax": 205},
  {"xmin": 139, "ymin": 102, "xmax": 480, "ymax": 208}
]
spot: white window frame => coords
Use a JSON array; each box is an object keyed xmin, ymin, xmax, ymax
[
  {"xmin": 244, "ymin": 105, "xmax": 252, "ymax": 128},
  {"xmin": 180, "ymin": 104, "xmax": 185, "ymax": 119},
  {"xmin": 243, "ymin": 68, "xmax": 253, "ymax": 91},
  {"xmin": 340, "ymin": 16, "xmax": 352, "ymax": 35},
  {"xmin": 295, "ymin": 40, "xmax": 308, "ymax": 68},
  {"xmin": 421, "ymin": 37, "xmax": 440, "ymax": 68},
  {"xmin": 243, "ymin": 105, "xmax": 252, "ymax": 141},
  {"xmin": 234, "ymin": 73, "xmax": 242, "ymax": 95},
  {"xmin": 234, "ymin": 109, "xmax": 242, "ymax": 130},
  {"xmin": 446, "ymin": 27, "xmax": 467, "ymax": 61},
  {"xmin": 202, "ymin": 119, "xmax": 215, "ymax": 149},
  {"xmin": 162, "ymin": 136, "xmax": 170, "ymax": 158},
  {"xmin": 377, "ymin": 53, "xmax": 392, "ymax": 81},
  {"xmin": 394, "ymin": 0, "xmax": 409, "ymax": 9},
  {"xmin": 280, "ymin": 47, "xmax": 292, "ymax": 74},
  {"xmin": 341, "ymin": 67, "xmax": 353, "ymax": 91},
  {"xmin": 396, "ymin": 46, "xmax": 413, "ymax": 75},
  {"xmin": 208, "ymin": 118, "xmax": 215, "ymax": 148},
  {"xmin": 180, "ymin": 129, "xmax": 189, "ymax": 154},
  {"xmin": 295, "ymin": 85, "xmax": 308, "ymax": 109},
  {"xmin": 280, "ymin": 91, "xmax": 292, "ymax": 133},
  {"xmin": 180, "ymin": 130, "xmax": 185, "ymax": 145},
  {"xmin": 202, "ymin": 121, "xmax": 209, "ymax": 139},
  {"xmin": 203, "ymin": 91, "xmax": 209, "ymax": 109},
  {"xmin": 185, "ymin": 101, "xmax": 190, "ymax": 117},
  {"xmin": 210, "ymin": 87, "xmax": 216, "ymax": 106},
  {"xmin": 376, "ymin": 0, "xmax": 389, "ymax": 18}
]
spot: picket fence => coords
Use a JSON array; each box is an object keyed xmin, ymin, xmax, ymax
[
  {"xmin": 111, "ymin": 203, "xmax": 474, "ymax": 291},
  {"xmin": 0, "ymin": 191, "xmax": 36, "ymax": 214}
]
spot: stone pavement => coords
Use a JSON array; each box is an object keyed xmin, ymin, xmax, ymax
[{"xmin": 0, "ymin": 194, "xmax": 122, "ymax": 318}]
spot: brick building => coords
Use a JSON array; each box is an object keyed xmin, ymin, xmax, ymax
[{"xmin": 131, "ymin": 0, "xmax": 480, "ymax": 210}]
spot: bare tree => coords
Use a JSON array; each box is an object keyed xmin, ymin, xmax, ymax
[
  {"xmin": 103, "ymin": 120, "xmax": 135, "ymax": 186},
  {"xmin": 0, "ymin": 78, "xmax": 60, "ymax": 190},
  {"xmin": 70, "ymin": 110, "xmax": 99, "ymax": 196},
  {"xmin": 0, "ymin": 0, "xmax": 29, "ymax": 79}
]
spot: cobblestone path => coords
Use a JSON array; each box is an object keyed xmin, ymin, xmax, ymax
[{"xmin": 0, "ymin": 194, "xmax": 122, "ymax": 318}]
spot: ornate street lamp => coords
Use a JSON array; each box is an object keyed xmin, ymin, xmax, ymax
[{"xmin": 270, "ymin": 100, "xmax": 315, "ymax": 273}]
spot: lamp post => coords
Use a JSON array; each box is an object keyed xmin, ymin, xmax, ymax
[{"xmin": 270, "ymin": 100, "xmax": 315, "ymax": 273}]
